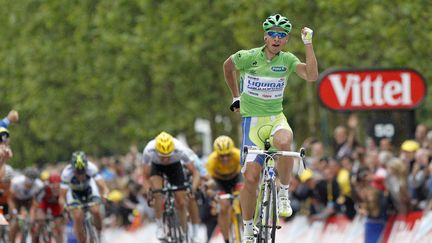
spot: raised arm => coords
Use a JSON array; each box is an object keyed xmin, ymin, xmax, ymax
[{"xmin": 295, "ymin": 27, "xmax": 318, "ymax": 82}]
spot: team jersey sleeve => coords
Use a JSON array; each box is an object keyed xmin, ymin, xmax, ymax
[
  {"xmin": 231, "ymin": 49, "xmax": 253, "ymax": 71},
  {"xmin": 205, "ymin": 153, "xmax": 217, "ymax": 178},
  {"xmin": 10, "ymin": 177, "xmax": 19, "ymax": 193},
  {"xmin": 60, "ymin": 167, "xmax": 72, "ymax": 189},
  {"xmin": 87, "ymin": 162, "xmax": 102, "ymax": 180},
  {"xmin": 179, "ymin": 147, "xmax": 195, "ymax": 164},
  {"xmin": 187, "ymin": 151, "xmax": 207, "ymax": 176},
  {"xmin": 142, "ymin": 143, "xmax": 153, "ymax": 165},
  {"xmin": 34, "ymin": 179, "xmax": 45, "ymax": 200}
]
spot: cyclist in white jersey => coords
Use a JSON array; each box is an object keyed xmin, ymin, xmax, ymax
[
  {"xmin": 223, "ymin": 14, "xmax": 318, "ymax": 242},
  {"xmin": 60, "ymin": 151, "xmax": 109, "ymax": 243},
  {"xmin": 142, "ymin": 131, "xmax": 199, "ymax": 240},
  {"xmin": 8, "ymin": 168, "xmax": 44, "ymax": 241}
]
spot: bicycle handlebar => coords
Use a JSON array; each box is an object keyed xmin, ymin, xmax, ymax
[
  {"xmin": 244, "ymin": 146, "xmax": 306, "ymax": 159},
  {"xmin": 151, "ymin": 183, "xmax": 190, "ymax": 194},
  {"xmin": 244, "ymin": 146, "xmax": 307, "ymax": 169},
  {"xmin": 66, "ymin": 201, "xmax": 100, "ymax": 210},
  {"xmin": 216, "ymin": 193, "xmax": 239, "ymax": 200}
]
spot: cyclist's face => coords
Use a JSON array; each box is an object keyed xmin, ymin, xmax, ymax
[
  {"xmin": 219, "ymin": 154, "xmax": 231, "ymax": 163},
  {"xmin": 24, "ymin": 179, "xmax": 33, "ymax": 189},
  {"xmin": 264, "ymin": 27, "xmax": 289, "ymax": 53},
  {"xmin": 50, "ymin": 182, "xmax": 60, "ymax": 193},
  {"xmin": 159, "ymin": 154, "xmax": 171, "ymax": 163},
  {"xmin": 75, "ymin": 171, "xmax": 87, "ymax": 181}
]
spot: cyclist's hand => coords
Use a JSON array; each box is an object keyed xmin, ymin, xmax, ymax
[
  {"xmin": 143, "ymin": 188, "xmax": 151, "ymax": 200},
  {"xmin": 102, "ymin": 193, "xmax": 109, "ymax": 204},
  {"xmin": 229, "ymin": 97, "xmax": 240, "ymax": 112},
  {"xmin": 7, "ymin": 110, "xmax": 19, "ymax": 123},
  {"xmin": 301, "ymin": 27, "xmax": 313, "ymax": 45}
]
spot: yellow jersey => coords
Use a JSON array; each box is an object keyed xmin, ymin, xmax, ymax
[{"xmin": 206, "ymin": 148, "xmax": 241, "ymax": 180}]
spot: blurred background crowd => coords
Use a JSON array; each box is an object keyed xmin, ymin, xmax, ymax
[
  {"xmin": 2, "ymin": 107, "xmax": 432, "ymax": 242},
  {"xmin": 3, "ymin": 112, "xmax": 430, "ymax": 241}
]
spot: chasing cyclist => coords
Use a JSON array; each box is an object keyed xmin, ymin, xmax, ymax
[
  {"xmin": 142, "ymin": 131, "xmax": 199, "ymax": 241},
  {"xmin": 206, "ymin": 135, "xmax": 242, "ymax": 243},
  {"xmin": 8, "ymin": 168, "xmax": 44, "ymax": 241},
  {"xmin": 34, "ymin": 171, "xmax": 65, "ymax": 243},
  {"xmin": 223, "ymin": 14, "xmax": 318, "ymax": 242},
  {"xmin": 60, "ymin": 151, "xmax": 109, "ymax": 243}
]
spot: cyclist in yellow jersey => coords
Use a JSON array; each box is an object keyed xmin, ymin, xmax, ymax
[{"xmin": 206, "ymin": 136, "xmax": 242, "ymax": 243}]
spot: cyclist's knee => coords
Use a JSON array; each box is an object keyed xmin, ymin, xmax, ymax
[
  {"xmin": 273, "ymin": 131, "xmax": 292, "ymax": 150},
  {"xmin": 243, "ymin": 165, "xmax": 261, "ymax": 186},
  {"xmin": 153, "ymin": 193, "xmax": 163, "ymax": 201},
  {"xmin": 71, "ymin": 209, "xmax": 84, "ymax": 223},
  {"xmin": 90, "ymin": 205, "xmax": 101, "ymax": 216},
  {"xmin": 175, "ymin": 193, "xmax": 187, "ymax": 209}
]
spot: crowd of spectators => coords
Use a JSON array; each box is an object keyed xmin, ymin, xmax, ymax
[
  {"xmin": 3, "ymin": 109, "xmax": 432, "ymax": 241},
  {"xmin": 290, "ymin": 114, "xmax": 432, "ymax": 241},
  {"xmin": 72, "ymin": 114, "xmax": 432, "ymax": 239}
]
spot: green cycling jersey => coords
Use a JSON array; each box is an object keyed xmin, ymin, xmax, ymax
[{"xmin": 231, "ymin": 46, "xmax": 301, "ymax": 117}]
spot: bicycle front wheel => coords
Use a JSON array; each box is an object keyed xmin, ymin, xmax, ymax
[
  {"xmin": 86, "ymin": 219, "xmax": 100, "ymax": 243},
  {"xmin": 263, "ymin": 182, "xmax": 272, "ymax": 243},
  {"xmin": 164, "ymin": 210, "xmax": 183, "ymax": 243},
  {"xmin": 270, "ymin": 180, "xmax": 277, "ymax": 243},
  {"xmin": 231, "ymin": 213, "xmax": 243, "ymax": 243}
]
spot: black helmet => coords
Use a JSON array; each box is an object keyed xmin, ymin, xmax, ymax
[
  {"xmin": 24, "ymin": 168, "xmax": 39, "ymax": 181},
  {"xmin": 71, "ymin": 151, "xmax": 88, "ymax": 171}
]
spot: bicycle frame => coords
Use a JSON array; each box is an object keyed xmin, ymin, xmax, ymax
[
  {"xmin": 244, "ymin": 142, "xmax": 305, "ymax": 243},
  {"xmin": 36, "ymin": 209, "xmax": 55, "ymax": 243},
  {"xmin": 68, "ymin": 201, "xmax": 100, "ymax": 243},
  {"xmin": 16, "ymin": 215, "xmax": 31, "ymax": 243},
  {"xmin": 217, "ymin": 192, "xmax": 243, "ymax": 243},
  {"xmin": 83, "ymin": 202, "xmax": 100, "ymax": 243},
  {"xmin": 151, "ymin": 182, "xmax": 189, "ymax": 243}
]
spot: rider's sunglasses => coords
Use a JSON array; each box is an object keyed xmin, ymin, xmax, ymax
[
  {"xmin": 267, "ymin": 31, "xmax": 288, "ymax": 39},
  {"xmin": 158, "ymin": 153, "xmax": 172, "ymax": 158},
  {"xmin": 219, "ymin": 154, "xmax": 231, "ymax": 160}
]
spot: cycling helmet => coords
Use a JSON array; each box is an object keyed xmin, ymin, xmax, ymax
[
  {"xmin": 24, "ymin": 168, "xmax": 39, "ymax": 181},
  {"xmin": 107, "ymin": 189, "xmax": 124, "ymax": 203},
  {"xmin": 263, "ymin": 14, "xmax": 292, "ymax": 33},
  {"xmin": 0, "ymin": 127, "xmax": 9, "ymax": 142},
  {"xmin": 40, "ymin": 170, "xmax": 50, "ymax": 181},
  {"xmin": 213, "ymin": 136, "xmax": 234, "ymax": 155},
  {"xmin": 155, "ymin": 131, "xmax": 174, "ymax": 155},
  {"xmin": 71, "ymin": 151, "xmax": 88, "ymax": 171},
  {"xmin": 48, "ymin": 171, "xmax": 61, "ymax": 183}
]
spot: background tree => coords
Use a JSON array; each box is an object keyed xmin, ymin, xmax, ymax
[{"xmin": 0, "ymin": 0, "xmax": 430, "ymax": 166}]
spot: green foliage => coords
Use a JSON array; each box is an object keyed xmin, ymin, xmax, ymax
[{"xmin": 0, "ymin": 0, "xmax": 430, "ymax": 166}]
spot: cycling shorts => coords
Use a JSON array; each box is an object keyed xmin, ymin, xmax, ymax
[
  {"xmin": 150, "ymin": 161, "xmax": 187, "ymax": 187},
  {"xmin": 13, "ymin": 198, "xmax": 32, "ymax": 212},
  {"xmin": 241, "ymin": 113, "xmax": 292, "ymax": 167},
  {"xmin": 214, "ymin": 174, "xmax": 243, "ymax": 194}
]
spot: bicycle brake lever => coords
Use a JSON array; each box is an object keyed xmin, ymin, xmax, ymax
[
  {"xmin": 299, "ymin": 148, "xmax": 307, "ymax": 169},
  {"xmin": 243, "ymin": 146, "xmax": 249, "ymax": 154}
]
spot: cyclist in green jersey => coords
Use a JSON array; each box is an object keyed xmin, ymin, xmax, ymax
[{"xmin": 223, "ymin": 14, "xmax": 318, "ymax": 242}]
